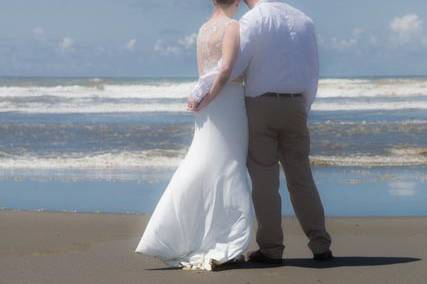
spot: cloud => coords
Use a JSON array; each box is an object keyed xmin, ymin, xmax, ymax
[
  {"xmin": 154, "ymin": 33, "xmax": 197, "ymax": 55},
  {"xmin": 390, "ymin": 14, "xmax": 424, "ymax": 44},
  {"xmin": 390, "ymin": 14, "xmax": 423, "ymax": 35},
  {"xmin": 59, "ymin": 37, "xmax": 74, "ymax": 51},
  {"xmin": 33, "ymin": 27, "xmax": 46, "ymax": 40},
  {"xmin": 126, "ymin": 38, "xmax": 137, "ymax": 51},
  {"xmin": 178, "ymin": 33, "xmax": 197, "ymax": 49},
  {"xmin": 154, "ymin": 40, "xmax": 180, "ymax": 55},
  {"xmin": 322, "ymin": 28, "xmax": 365, "ymax": 50},
  {"xmin": 319, "ymin": 15, "xmax": 427, "ymax": 54}
]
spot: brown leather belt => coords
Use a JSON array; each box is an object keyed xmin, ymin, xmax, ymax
[{"xmin": 261, "ymin": 92, "xmax": 302, "ymax": 98}]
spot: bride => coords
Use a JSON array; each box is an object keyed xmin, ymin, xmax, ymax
[{"xmin": 134, "ymin": 0, "xmax": 254, "ymax": 271}]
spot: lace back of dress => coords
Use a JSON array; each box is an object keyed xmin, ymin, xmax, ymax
[{"xmin": 197, "ymin": 17, "xmax": 234, "ymax": 76}]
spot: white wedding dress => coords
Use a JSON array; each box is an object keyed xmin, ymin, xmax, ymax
[{"xmin": 135, "ymin": 16, "xmax": 254, "ymax": 271}]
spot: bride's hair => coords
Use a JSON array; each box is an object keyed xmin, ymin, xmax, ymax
[{"xmin": 213, "ymin": 0, "xmax": 236, "ymax": 5}]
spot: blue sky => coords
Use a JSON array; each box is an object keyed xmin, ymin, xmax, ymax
[{"xmin": 1, "ymin": 0, "xmax": 427, "ymax": 77}]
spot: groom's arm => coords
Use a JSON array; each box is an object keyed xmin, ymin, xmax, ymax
[
  {"xmin": 228, "ymin": 15, "xmax": 257, "ymax": 81},
  {"xmin": 190, "ymin": 15, "xmax": 257, "ymax": 102}
]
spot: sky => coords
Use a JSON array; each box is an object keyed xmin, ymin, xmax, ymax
[{"xmin": 0, "ymin": 0, "xmax": 427, "ymax": 78}]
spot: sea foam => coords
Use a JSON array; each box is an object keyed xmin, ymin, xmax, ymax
[{"xmin": 1, "ymin": 78, "xmax": 427, "ymax": 113}]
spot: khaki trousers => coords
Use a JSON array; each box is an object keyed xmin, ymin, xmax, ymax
[{"xmin": 245, "ymin": 95, "xmax": 331, "ymax": 258}]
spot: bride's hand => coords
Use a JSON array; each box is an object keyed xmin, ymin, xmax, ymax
[
  {"xmin": 186, "ymin": 96, "xmax": 198, "ymax": 112},
  {"xmin": 194, "ymin": 94, "xmax": 211, "ymax": 112}
]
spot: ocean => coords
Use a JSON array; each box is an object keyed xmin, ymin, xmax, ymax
[{"xmin": 0, "ymin": 77, "xmax": 426, "ymax": 216}]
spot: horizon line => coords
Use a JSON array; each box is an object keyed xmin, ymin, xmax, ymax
[{"xmin": 1, "ymin": 74, "xmax": 427, "ymax": 80}]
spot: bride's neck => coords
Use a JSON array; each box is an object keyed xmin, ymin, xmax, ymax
[{"xmin": 212, "ymin": 6, "xmax": 234, "ymax": 19}]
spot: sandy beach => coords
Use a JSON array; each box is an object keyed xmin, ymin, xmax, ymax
[{"xmin": 0, "ymin": 210, "xmax": 425, "ymax": 284}]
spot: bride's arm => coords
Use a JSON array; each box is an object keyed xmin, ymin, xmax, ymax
[{"xmin": 194, "ymin": 21, "xmax": 240, "ymax": 111}]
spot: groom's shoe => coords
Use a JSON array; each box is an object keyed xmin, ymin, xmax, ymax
[
  {"xmin": 313, "ymin": 250, "xmax": 334, "ymax": 261},
  {"xmin": 247, "ymin": 250, "xmax": 285, "ymax": 265},
  {"xmin": 210, "ymin": 255, "xmax": 245, "ymax": 271}
]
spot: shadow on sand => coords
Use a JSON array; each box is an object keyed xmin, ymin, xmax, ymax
[{"xmin": 146, "ymin": 256, "xmax": 421, "ymax": 271}]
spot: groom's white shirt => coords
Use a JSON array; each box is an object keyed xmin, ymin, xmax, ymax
[{"xmin": 191, "ymin": 0, "xmax": 319, "ymax": 113}]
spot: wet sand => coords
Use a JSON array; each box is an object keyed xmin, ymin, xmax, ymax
[{"xmin": 0, "ymin": 210, "xmax": 425, "ymax": 284}]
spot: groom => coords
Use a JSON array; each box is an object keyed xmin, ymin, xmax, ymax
[{"xmin": 196, "ymin": 0, "xmax": 333, "ymax": 264}]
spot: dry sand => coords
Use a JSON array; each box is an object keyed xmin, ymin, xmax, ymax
[{"xmin": 0, "ymin": 210, "xmax": 425, "ymax": 284}]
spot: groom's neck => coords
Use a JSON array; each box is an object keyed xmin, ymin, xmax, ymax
[{"xmin": 245, "ymin": 0, "xmax": 260, "ymax": 9}]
